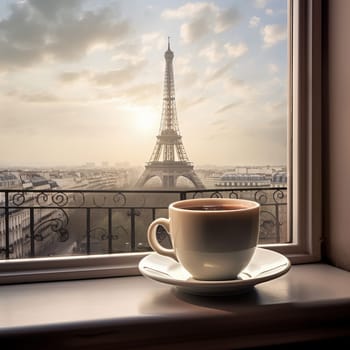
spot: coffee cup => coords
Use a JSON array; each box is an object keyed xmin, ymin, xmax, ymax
[{"xmin": 147, "ymin": 198, "xmax": 260, "ymax": 281}]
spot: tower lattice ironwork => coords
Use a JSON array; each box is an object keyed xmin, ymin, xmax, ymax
[{"xmin": 136, "ymin": 39, "xmax": 205, "ymax": 189}]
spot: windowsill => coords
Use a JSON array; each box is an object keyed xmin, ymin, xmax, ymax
[{"xmin": 0, "ymin": 263, "xmax": 350, "ymax": 349}]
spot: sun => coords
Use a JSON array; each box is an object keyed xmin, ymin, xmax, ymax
[{"xmin": 134, "ymin": 108, "xmax": 159, "ymax": 133}]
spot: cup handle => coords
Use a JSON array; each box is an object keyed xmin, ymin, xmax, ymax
[{"xmin": 147, "ymin": 218, "xmax": 177, "ymax": 260}]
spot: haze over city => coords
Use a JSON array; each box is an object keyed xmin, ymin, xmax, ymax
[{"xmin": 0, "ymin": 0, "xmax": 288, "ymax": 168}]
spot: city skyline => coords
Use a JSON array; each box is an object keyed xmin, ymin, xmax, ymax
[{"xmin": 0, "ymin": 0, "xmax": 288, "ymax": 168}]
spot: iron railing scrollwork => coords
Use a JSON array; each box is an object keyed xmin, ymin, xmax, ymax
[
  {"xmin": 32, "ymin": 209, "xmax": 69, "ymax": 242},
  {"xmin": 0, "ymin": 187, "xmax": 287, "ymax": 259}
]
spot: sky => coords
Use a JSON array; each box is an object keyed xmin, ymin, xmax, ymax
[{"xmin": 0, "ymin": 0, "xmax": 288, "ymax": 168}]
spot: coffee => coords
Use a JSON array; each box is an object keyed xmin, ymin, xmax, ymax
[{"xmin": 184, "ymin": 204, "xmax": 248, "ymax": 211}]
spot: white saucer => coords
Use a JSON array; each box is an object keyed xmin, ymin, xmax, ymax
[{"xmin": 138, "ymin": 247, "xmax": 291, "ymax": 296}]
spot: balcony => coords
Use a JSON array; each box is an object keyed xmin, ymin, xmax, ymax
[{"xmin": 0, "ymin": 187, "xmax": 287, "ymax": 260}]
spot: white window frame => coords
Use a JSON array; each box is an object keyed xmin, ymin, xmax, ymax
[{"xmin": 0, "ymin": 0, "xmax": 323, "ymax": 284}]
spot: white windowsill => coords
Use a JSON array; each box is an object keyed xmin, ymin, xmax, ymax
[{"xmin": 0, "ymin": 263, "xmax": 350, "ymax": 349}]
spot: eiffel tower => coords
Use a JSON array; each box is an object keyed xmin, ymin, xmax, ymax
[{"xmin": 136, "ymin": 39, "xmax": 205, "ymax": 189}]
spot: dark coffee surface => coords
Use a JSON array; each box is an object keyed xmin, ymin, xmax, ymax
[{"xmin": 184, "ymin": 204, "xmax": 247, "ymax": 211}]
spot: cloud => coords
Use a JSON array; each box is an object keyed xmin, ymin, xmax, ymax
[
  {"xmin": 175, "ymin": 56, "xmax": 193, "ymax": 75},
  {"xmin": 199, "ymin": 42, "xmax": 223, "ymax": 63},
  {"xmin": 121, "ymin": 83, "xmax": 161, "ymax": 103},
  {"xmin": 224, "ymin": 42, "xmax": 248, "ymax": 58},
  {"xmin": 91, "ymin": 63, "xmax": 144, "ymax": 86},
  {"xmin": 255, "ymin": 0, "xmax": 268, "ymax": 8},
  {"xmin": 261, "ymin": 24, "xmax": 287, "ymax": 47},
  {"xmin": 178, "ymin": 96, "xmax": 206, "ymax": 111},
  {"xmin": 141, "ymin": 32, "xmax": 166, "ymax": 53},
  {"xmin": 59, "ymin": 70, "xmax": 91, "ymax": 83},
  {"xmin": 0, "ymin": 1, "xmax": 130, "ymax": 70},
  {"xmin": 228, "ymin": 78, "xmax": 258, "ymax": 101},
  {"xmin": 263, "ymin": 99, "xmax": 287, "ymax": 116},
  {"xmin": 249, "ymin": 16, "xmax": 260, "ymax": 28},
  {"xmin": 46, "ymin": 9, "xmax": 129, "ymax": 60},
  {"xmin": 197, "ymin": 41, "xmax": 246, "ymax": 65},
  {"xmin": 161, "ymin": 2, "xmax": 217, "ymax": 19},
  {"xmin": 178, "ymin": 71, "xmax": 199, "ymax": 88},
  {"xmin": 28, "ymin": 0, "xmax": 82, "ymax": 19},
  {"xmin": 215, "ymin": 102, "xmax": 240, "ymax": 114},
  {"xmin": 180, "ymin": 16, "xmax": 211, "ymax": 43},
  {"xmin": 215, "ymin": 7, "xmax": 240, "ymax": 33},
  {"xmin": 111, "ymin": 42, "xmax": 144, "ymax": 65},
  {"xmin": 5, "ymin": 90, "xmax": 59, "ymax": 103},
  {"xmin": 210, "ymin": 118, "xmax": 227, "ymax": 127},
  {"xmin": 205, "ymin": 61, "xmax": 234, "ymax": 83},
  {"xmin": 18, "ymin": 93, "xmax": 59, "ymax": 103},
  {"xmin": 89, "ymin": 81, "xmax": 160, "ymax": 105},
  {"xmin": 162, "ymin": 2, "xmax": 240, "ymax": 43},
  {"xmin": 59, "ymin": 62, "xmax": 145, "ymax": 87}
]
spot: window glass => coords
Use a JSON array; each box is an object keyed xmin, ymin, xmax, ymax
[{"xmin": 0, "ymin": 0, "xmax": 289, "ymax": 260}]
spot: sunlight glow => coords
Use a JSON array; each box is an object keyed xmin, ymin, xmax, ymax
[{"xmin": 133, "ymin": 107, "xmax": 159, "ymax": 133}]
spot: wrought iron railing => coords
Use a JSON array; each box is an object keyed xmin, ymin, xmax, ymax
[{"xmin": 0, "ymin": 187, "xmax": 287, "ymax": 260}]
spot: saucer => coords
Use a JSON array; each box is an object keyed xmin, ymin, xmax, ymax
[{"xmin": 138, "ymin": 247, "xmax": 291, "ymax": 296}]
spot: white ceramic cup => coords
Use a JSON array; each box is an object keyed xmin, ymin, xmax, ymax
[{"xmin": 147, "ymin": 198, "xmax": 260, "ymax": 281}]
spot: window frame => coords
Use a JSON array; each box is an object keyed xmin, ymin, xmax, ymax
[
  {"xmin": 270, "ymin": 0, "xmax": 323, "ymax": 263},
  {"xmin": 0, "ymin": 0, "xmax": 323, "ymax": 284}
]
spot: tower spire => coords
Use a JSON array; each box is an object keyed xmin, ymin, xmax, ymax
[{"xmin": 135, "ymin": 41, "xmax": 205, "ymax": 189}]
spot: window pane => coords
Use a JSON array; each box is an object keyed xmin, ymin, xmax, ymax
[{"xmin": 0, "ymin": 0, "xmax": 289, "ymax": 260}]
